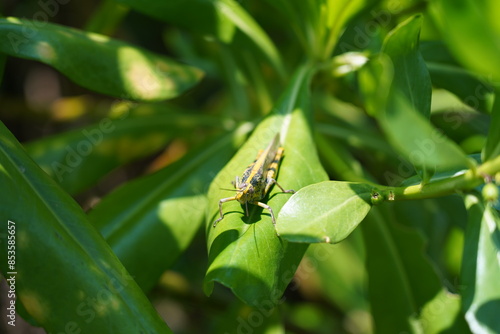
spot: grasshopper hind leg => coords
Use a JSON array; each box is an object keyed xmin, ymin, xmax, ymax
[
  {"xmin": 265, "ymin": 178, "xmax": 295, "ymax": 194},
  {"xmin": 255, "ymin": 201, "xmax": 281, "ymax": 236}
]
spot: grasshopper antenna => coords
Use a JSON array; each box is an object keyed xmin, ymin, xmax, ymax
[{"xmin": 219, "ymin": 188, "xmax": 243, "ymax": 192}]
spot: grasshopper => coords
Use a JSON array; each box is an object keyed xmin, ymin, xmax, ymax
[{"xmin": 213, "ymin": 133, "xmax": 294, "ymax": 231}]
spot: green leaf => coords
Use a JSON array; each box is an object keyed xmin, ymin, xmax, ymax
[
  {"xmin": 260, "ymin": 0, "xmax": 314, "ymax": 53},
  {"xmin": 376, "ymin": 15, "xmax": 441, "ymax": 178},
  {"xmin": 462, "ymin": 194, "xmax": 500, "ymax": 333},
  {"xmin": 420, "ymin": 290, "xmax": 468, "ymax": 334},
  {"xmin": 362, "ymin": 206, "xmax": 460, "ymax": 333},
  {"xmin": 315, "ymin": 132, "xmax": 375, "ymax": 183},
  {"xmin": 483, "ymin": 91, "xmax": 500, "ymax": 161},
  {"xmin": 390, "ymin": 198, "xmax": 471, "ymax": 333},
  {"xmin": 427, "ymin": 63, "xmax": 493, "ymax": 113},
  {"xmin": 0, "ymin": 52, "xmax": 6, "ymax": 84},
  {"xmin": 211, "ymin": 298, "xmax": 285, "ymax": 334},
  {"xmin": 277, "ymin": 181, "xmax": 373, "ymax": 243},
  {"xmin": 322, "ymin": 0, "xmax": 378, "ymax": 58},
  {"xmin": 421, "ymin": 41, "xmax": 494, "ymax": 114},
  {"xmin": 304, "ymin": 230, "xmax": 368, "ymax": 312},
  {"xmin": 265, "ymin": 0, "xmax": 376, "ymax": 59},
  {"xmin": 204, "ymin": 64, "xmax": 328, "ymax": 306},
  {"xmin": 382, "ymin": 15, "xmax": 431, "ymax": 118},
  {"xmin": 430, "ymin": 0, "xmax": 500, "ymax": 83},
  {"xmin": 25, "ymin": 105, "xmax": 217, "ymax": 194},
  {"xmin": 0, "ymin": 17, "xmax": 203, "ymax": 101},
  {"xmin": 114, "ymin": 0, "xmax": 285, "ymax": 76},
  {"xmin": 0, "ymin": 121, "xmax": 171, "ymax": 333},
  {"xmin": 84, "ymin": 0, "xmax": 129, "ymax": 35},
  {"xmin": 360, "ymin": 15, "xmax": 473, "ymax": 179},
  {"xmin": 391, "ymin": 196, "xmax": 468, "ymax": 279},
  {"xmin": 89, "ymin": 130, "xmax": 247, "ymax": 292},
  {"xmin": 358, "ymin": 53, "xmax": 393, "ymax": 117},
  {"xmin": 359, "ymin": 55, "xmax": 472, "ymax": 174}
]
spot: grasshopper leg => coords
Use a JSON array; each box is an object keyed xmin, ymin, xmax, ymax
[
  {"xmin": 265, "ymin": 178, "xmax": 295, "ymax": 194},
  {"xmin": 255, "ymin": 201, "xmax": 281, "ymax": 236},
  {"xmin": 213, "ymin": 197, "xmax": 236, "ymax": 227}
]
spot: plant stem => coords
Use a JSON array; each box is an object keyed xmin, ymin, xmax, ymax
[{"xmin": 379, "ymin": 155, "xmax": 500, "ymax": 201}]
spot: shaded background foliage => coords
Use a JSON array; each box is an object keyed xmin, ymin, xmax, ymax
[{"xmin": 0, "ymin": 0, "xmax": 499, "ymax": 333}]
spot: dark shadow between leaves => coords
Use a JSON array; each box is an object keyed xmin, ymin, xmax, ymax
[
  {"xmin": 205, "ymin": 266, "xmax": 278, "ymax": 308},
  {"xmin": 207, "ymin": 228, "xmax": 241, "ymax": 266},
  {"xmin": 347, "ymin": 182, "xmax": 375, "ymax": 207},
  {"xmin": 476, "ymin": 299, "xmax": 500, "ymax": 332},
  {"xmin": 439, "ymin": 305, "xmax": 469, "ymax": 334}
]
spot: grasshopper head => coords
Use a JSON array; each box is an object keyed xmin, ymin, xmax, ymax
[{"xmin": 235, "ymin": 183, "xmax": 254, "ymax": 203}]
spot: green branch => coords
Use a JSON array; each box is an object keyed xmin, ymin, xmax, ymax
[{"xmin": 378, "ymin": 155, "xmax": 500, "ymax": 201}]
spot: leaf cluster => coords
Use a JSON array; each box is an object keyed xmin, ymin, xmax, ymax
[{"xmin": 0, "ymin": 0, "xmax": 499, "ymax": 333}]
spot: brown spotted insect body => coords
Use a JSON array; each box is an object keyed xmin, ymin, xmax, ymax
[{"xmin": 213, "ymin": 133, "xmax": 294, "ymax": 231}]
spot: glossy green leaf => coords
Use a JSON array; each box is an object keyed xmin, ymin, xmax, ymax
[
  {"xmin": 115, "ymin": 0, "xmax": 284, "ymax": 76},
  {"xmin": 430, "ymin": 0, "xmax": 500, "ymax": 83},
  {"xmin": 382, "ymin": 15, "xmax": 431, "ymax": 118},
  {"xmin": 277, "ymin": 181, "xmax": 373, "ymax": 243},
  {"xmin": 483, "ymin": 91, "xmax": 500, "ymax": 161},
  {"xmin": 0, "ymin": 17, "xmax": 203, "ymax": 101},
  {"xmin": 461, "ymin": 194, "xmax": 500, "ymax": 333},
  {"xmin": 0, "ymin": 121, "xmax": 171, "ymax": 333},
  {"xmin": 204, "ymin": 64, "xmax": 328, "ymax": 306},
  {"xmin": 362, "ymin": 206, "xmax": 463, "ymax": 333},
  {"xmin": 89, "ymin": 130, "xmax": 247, "ymax": 292},
  {"xmin": 25, "ymin": 105, "xmax": 218, "ymax": 195},
  {"xmin": 359, "ymin": 55, "xmax": 472, "ymax": 174}
]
